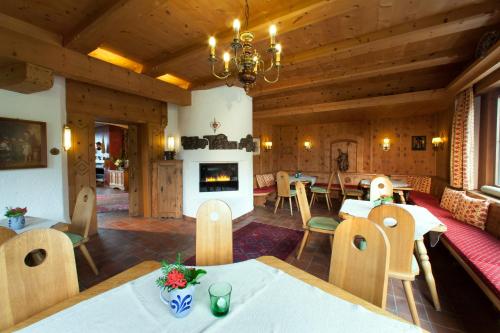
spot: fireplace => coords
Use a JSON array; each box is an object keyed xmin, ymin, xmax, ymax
[{"xmin": 199, "ymin": 163, "xmax": 238, "ymax": 192}]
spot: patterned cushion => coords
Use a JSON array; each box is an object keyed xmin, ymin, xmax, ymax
[
  {"xmin": 308, "ymin": 216, "xmax": 339, "ymax": 231},
  {"xmin": 441, "ymin": 217, "xmax": 500, "ymax": 299},
  {"xmin": 262, "ymin": 174, "xmax": 275, "ymax": 187},
  {"xmin": 453, "ymin": 195, "xmax": 490, "ymax": 230},
  {"xmin": 440, "ymin": 187, "xmax": 465, "ymax": 214},
  {"xmin": 407, "ymin": 176, "xmax": 432, "ymax": 193},
  {"xmin": 255, "ymin": 175, "xmax": 266, "ymax": 188}
]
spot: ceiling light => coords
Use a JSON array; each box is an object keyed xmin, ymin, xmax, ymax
[
  {"xmin": 88, "ymin": 47, "xmax": 143, "ymax": 73},
  {"xmin": 156, "ymin": 74, "xmax": 191, "ymax": 89}
]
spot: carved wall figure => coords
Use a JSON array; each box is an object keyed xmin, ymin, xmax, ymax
[
  {"xmin": 238, "ymin": 134, "xmax": 254, "ymax": 152},
  {"xmin": 336, "ymin": 148, "xmax": 349, "ymax": 172},
  {"xmin": 204, "ymin": 134, "xmax": 238, "ymax": 149},
  {"xmin": 181, "ymin": 136, "xmax": 208, "ymax": 150}
]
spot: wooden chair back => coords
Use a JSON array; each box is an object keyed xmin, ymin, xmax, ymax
[
  {"xmin": 370, "ymin": 176, "xmax": 393, "ymax": 201},
  {"xmin": 68, "ymin": 186, "xmax": 95, "ymax": 238},
  {"xmin": 295, "ymin": 182, "xmax": 311, "ymax": 228},
  {"xmin": 276, "ymin": 171, "xmax": 291, "ymax": 197},
  {"xmin": 0, "ymin": 227, "xmax": 16, "ymax": 245},
  {"xmin": 329, "ymin": 217, "xmax": 390, "ymax": 308},
  {"xmin": 337, "ymin": 172, "xmax": 346, "ymax": 195},
  {"xmin": 196, "ymin": 200, "xmax": 233, "ymax": 266},
  {"xmin": 326, "ymin": 172, "xmax": 335, "ymax": 192},
  {"xmin": 368, "ymin": 205, "xmax": 415, "ymax": 275},
  {"xmin": 0, "ymin": 229, "xmax": 79, "ymax": 330}
]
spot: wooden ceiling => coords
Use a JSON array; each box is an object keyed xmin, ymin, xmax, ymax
[{"xmin": 0, "ymin": 0, "xmax": 499, "ymax": 122}]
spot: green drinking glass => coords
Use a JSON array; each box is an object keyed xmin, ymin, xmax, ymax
[{"xmin": 209, "ymin": 282, "xmax": 232, "ymax": 317}]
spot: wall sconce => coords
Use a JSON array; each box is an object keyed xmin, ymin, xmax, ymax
[
  {"xmin": 164, "ymin": 136, "xmax": 176, "ymax": 160},
  {"xmin": 263, "ymin": 141, "xmax": 273, "ymax": 151},
  {"xmin": 63, "ymin": 125, "xmax": 72, "ymax": 151},
  {"xmin": 381, "ymin": 138, "xmax": 390, "ymax": 151},
  {"xmin": 304, "ymin": 141, "xmax": 312, "ymax": 151},
  {"xmin": 432, "ymin": 137, "xmax": 443, "ymax": 150}
]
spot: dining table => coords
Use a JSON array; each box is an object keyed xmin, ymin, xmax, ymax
[
  {"xmin": 7, "ymin": 256, "xmax": 426, "ymax": 333},
  {"xmin": 289, "ymin": 174, "xmax": 317, "ymax": 186},
  {"xmin": 359, "ymin": 178, "xmax": 413, "ymax": 203},
  {"xmin": 339, "ymin": 199, "xmax": 447, "ymax": 311},
  {"xmin": 0, "ymin": 216, "xmax": 68, "ymax": 234}
]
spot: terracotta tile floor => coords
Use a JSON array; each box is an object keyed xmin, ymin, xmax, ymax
[{"xmin": 74, "ymin": 199, "xmax": 500, "ymax": 333}]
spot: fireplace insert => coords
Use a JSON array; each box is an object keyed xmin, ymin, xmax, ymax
[{"xmin": 199, "ymin": 163, "xmax": 238, "ymax": 192}]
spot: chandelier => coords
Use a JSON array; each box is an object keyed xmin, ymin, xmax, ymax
[{"xmin": 207, "ymin": 0, "xmax": 281, "ymax": 93}]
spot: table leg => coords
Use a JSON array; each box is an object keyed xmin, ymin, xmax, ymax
[
  {"xmin": 398, "ymin": 190, "xmax": 406, "ymax": 204},
  {"xmin": 415, "ymin": 238, "xmax": 441, "ymax": 311}
]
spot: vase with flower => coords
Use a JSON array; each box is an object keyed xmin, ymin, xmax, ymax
[
  {"xmin": 4, "ymin": 207, "xmax": 27, "ymax": 230},
  {"xmin": 156, "ymin": 254, "xmax": 206, "ymax": 318}
]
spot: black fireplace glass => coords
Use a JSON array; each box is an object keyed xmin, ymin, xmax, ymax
[{"xmin": 199, "ymin": 163, "xmax": 238, "ymax": 192}]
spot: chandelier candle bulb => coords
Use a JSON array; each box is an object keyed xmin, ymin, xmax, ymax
[
  {"xmin": 209, "ymin": 37, "xmax": 216, "ymax": 57},
  {"xmin": 275, "ymin": 43, "xmax": 281, "ymax": 63},
  {"xmin": 269, "ymin": 24, "xmax": 277, "ymax": 45},
  {"xmin": 223, "ymin": 52, "xmax": 230, "ymax": 71},
  {"xmin": 233, "ymin": 19, "xmax": 241, "ymax": 40}
]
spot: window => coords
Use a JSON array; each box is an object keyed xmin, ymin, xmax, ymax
[{"xmin": 496, "ymin": 97, "xmax": 500, "ymax": 186}]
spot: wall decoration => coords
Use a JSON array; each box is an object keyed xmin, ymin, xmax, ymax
[
  {"xmin": 238, "ymin": 134, "xmax": 255, "ymax": 152},
  {"xmin": 336, "ymin": 149, "xmax": 349, "ymax": 171},
  {"xmin": 253, "ymin": 138, "xmax": 261, "ymax": 155},
  {"xmin": 411, "ymin": 136, "xmax": 427, "ymax": 151},
  {"xmin": 0, "ymin": 117, "xmax": 47, "ymax": 170},
  {"xmin": 330, "ymin": 140, "xmax": 360, "ymax": 173},
  {"xmin": 181, "ymin": 136, "xmax": 209, "ymax": 150},
  {"xmin": 209, "ymin": 117, "xmax": 221, "ymax": 133},
  {"xmin": 204, "ymin": 134, "xmax": 237, "ymax": 149}
]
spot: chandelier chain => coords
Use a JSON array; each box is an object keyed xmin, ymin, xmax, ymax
[{"xmin": 244, "ymin": 0, "xmax": 250, "ymax": 30}]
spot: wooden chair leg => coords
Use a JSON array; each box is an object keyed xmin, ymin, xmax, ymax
[
  {"xmin": 297, "ymin": 230, "xmax": 310, "ymax": 260},
  {"xmin": 274, "ymin": 196, "xmax": 281, "ymax": 214},
  {"xmin": 79, "ymin": 243, "xmax": 99, "ymax": 275},
  {"xmin": 325, "ymin": 193, "xmax": 331, "ymax": 211},
  {"xmin": 281, "ymin": 197, "xmax": 285, "ymax": 208},
  {"xmin": 294, "ymin": 195, "xmax": 300, "ymax": 212},
  {"xmin": 309, "ymin": 192, "xmax": 316, "ymax": 208},
  {"xmin": 288, "ymin": 197, "xmax": 293, "ymax": 216},
  {"xmin": 329, "ymin": 234, "xmax": 334, "ymax": 247},
  {"xmin": 402, "ymin": 280, "xmax": 421, "ymax": 326}
]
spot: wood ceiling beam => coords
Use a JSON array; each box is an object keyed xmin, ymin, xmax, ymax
[
  {"xmin": 143, "ymin": 0, "xmax": 358, "ymax": 76},
  {"xmin": 0, "ymin": 26, "xmax": 190, "ymax": 105},
  {"xmin": 253, "ymin": 89, "xmax": 448, "ymax": 120},
  {"xmin": 447, "ymin": 40, "xmax": 500, "ymax": 95},
  {"xmin": 0, "ymin": 12, "xmax": 62, "ymax": 46},
  {"xmin": 0, "ymin": 62, "xmax": 54, "ymax": 94},
  {"xmin": 284, "ymin": 1, "xmax": 500, "ymax": 66},
  {"xmin": 64, "ymin": 0, "xmax": 165, "ymax": 54},
  {"xmin": 250, "ymin": 49, "xmax": 468, "ymax": 97},
  {"xmin": 475, "ymin": 68, "xmax": 500, "ymax": 95}
]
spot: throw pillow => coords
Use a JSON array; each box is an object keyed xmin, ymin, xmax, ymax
[
  {"xmin": 453, "ymin": 195, "xmax": 490, "ymax": 230},
  {"xmin": 440, "ymin": 187, "xmax": 465, "ymax": 213}
]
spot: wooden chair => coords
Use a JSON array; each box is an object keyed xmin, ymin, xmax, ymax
[
  {"xmin": 0, "ymin": 229, "xmax": 79, "ymax": 330},
  {"xmin": 196, "ymin": 199, "xmax": 233, "ymax": 266},
  {"xmin": 368, "ymin": 205, "xmax": 421, "ymax": 326},
  {"xmin": 295, "ymin": 182, "xmax": 339, "ymax": 260},
  {"xmin": 274, "ymin": 171, "xmax": 299, "ymax": 216},
  {"xmin": 329, "ymin": 217, "xmax": 390, "ymax": 308},
  {"xmin": 369, "ymin": 176, "xmax": 393, "ymax": 202},
  {"xmin": 337, "ymin": 172, "xmax": 363, "ymax": 203},
  {"xmin": 310, "ymin": 172, "xmax": 334, "ymax": 211},
  {"xmin": 65, "ymin": 186, "xmax": 99, "ymax": 275},
  {"xmin": 0, "ymin": 226, "xmax": 16, "ymax": 245}
]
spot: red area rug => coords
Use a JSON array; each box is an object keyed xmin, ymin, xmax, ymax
[{"xmin": 184, "ymin": 221, "xmax": 304, "ymax": 265}]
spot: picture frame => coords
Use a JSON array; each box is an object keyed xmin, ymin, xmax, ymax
[
  {"xmin": 411, "ymin": 135, "xmax": 426, "ymax": 151},
  {"xmin": 0, "ymin": 117, "xmax": 47, "ymax": 170},
  {"xmin": 253, "ymin": 138, "xmax": 261, "ymax": 155}
]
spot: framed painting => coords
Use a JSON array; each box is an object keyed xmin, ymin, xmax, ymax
[
  {"xmin": 253, "ymin": 138, "xmax": 261, "ymax": 155},
  {"xmin": 0, "ymin": 117, "xmax": 47, "ymax": 170},
  {"xmin": 411, "ymin": 136, "xmax": 426, "ymax": 151}
]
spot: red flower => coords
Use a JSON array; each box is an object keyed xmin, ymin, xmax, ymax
[{"xmin": 165, "ymin": 269, "xmax": 187, "ymax": 289}]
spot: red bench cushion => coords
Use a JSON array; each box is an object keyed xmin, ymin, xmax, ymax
[
  {"xmin": 441, "ymin": 217, "xmax": 500, "ymax": 299},
  {"xmin": 253, "ymin": 186, "xmax": 276, "ymax": 195}
]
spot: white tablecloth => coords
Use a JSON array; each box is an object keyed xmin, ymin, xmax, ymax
[
  {"xmin": 359, "ymin": 179, "xmax": 410, "ymax": 188},
  {"xmin": 340, "ymin": 199, "xmax": 444, "ymax": 239},
  {"xmin": 0, "ymin": 216, "xmax": 64, "ymax": 234},
  {"xmin": 289, "ymin": 175, "xmax": 317, "ymax": 186},
  {"xmin": 19, "ymin": 260, "xmax": 419, "ymax": 333}
]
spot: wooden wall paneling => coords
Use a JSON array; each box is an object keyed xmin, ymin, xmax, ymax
[
  {"xmin": 0, "ymin": 62, "xmax": 54, "ymax": 94},
  {"xmin": 278, "ymin": 126, "xmax": 299, "ymax": 172},
  {"xmin": 0, "ymin": 26, "xmax": 190, "ymax": 105},
  {"xmin": 67, "ymin": 113, "xmax": 97, "ymax": 235},
  {"xmin": 435, "ymin": 102, "xmax": 455, "ymax": 181},
  {"xmin": 127, "ymin": 124, "xmax": 141, "ymax": 216}
]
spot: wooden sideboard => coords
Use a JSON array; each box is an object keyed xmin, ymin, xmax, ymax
[{"xmin": 152, "ymin": 160, "xmax": 183, "ymax": 218}]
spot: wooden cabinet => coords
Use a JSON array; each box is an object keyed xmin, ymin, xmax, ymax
[{"xmin": 152, "ymin": 160, "xmax": 183, "ymax": 218}]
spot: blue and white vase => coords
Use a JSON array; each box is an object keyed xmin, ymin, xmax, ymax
[
  {"xmin": 8, "ymin": 216, "xmax": 25, "ymax": 230},
  {"xmin": 160, "ymin": 285, "xmax": 195, "ymax": 318}
]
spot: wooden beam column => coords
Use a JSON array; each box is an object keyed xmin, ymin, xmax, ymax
[{"xmin": 0, "ymin": 62, "xmax": 53, "ymax": 94}]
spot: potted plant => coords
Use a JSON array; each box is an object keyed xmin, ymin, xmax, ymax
[
  {"xmin": 156, "ymin": 254, "xmax": 206, "ymax": 318},
  {"xmin": 5, "ymin": 207, "xmax": 27, "ymax": 230}
]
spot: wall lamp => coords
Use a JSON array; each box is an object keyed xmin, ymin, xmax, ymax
[
  {"xmin": 304, "ymin": 141, "xmax": 312, "ymax": 151},
  {"xmin": 432, "ymin": 137, "xmax": 443, "ymax": 150},
  {"xmin": 263, "ymin": 141, "xmax": 273, "ymax": 151},
  {"xmin": 381, "ymin": 138, "xmax": 390, "ymax": 151},
  {"xmin": 63, "ymin": 125, "xmax": 72, "ymax": 151},
  {"xmin": 164, "ymin": 136, "xmax": 176, "ymax": 160}
]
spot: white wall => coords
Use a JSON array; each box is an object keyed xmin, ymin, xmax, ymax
[
  {"xmin": 164, "ymin": 103, "xmax": 180, "ymax": 152},
  {"xmin": 0, "ymin": 76, "xmax": 69, "ymax": 222},
  {"xmin": 177, "ymin": 86, "xmax": 253, "ymax": 218}
]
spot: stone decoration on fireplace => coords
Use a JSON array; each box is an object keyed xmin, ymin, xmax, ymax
[{"xmin": 181, "ymin": 134, "xmax": 255, "ymax": 151}]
